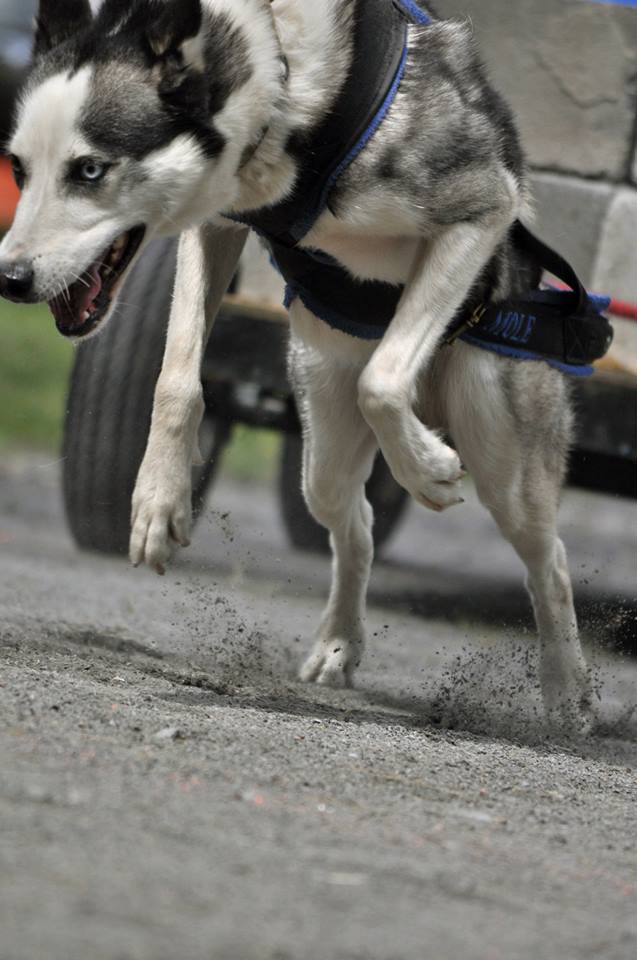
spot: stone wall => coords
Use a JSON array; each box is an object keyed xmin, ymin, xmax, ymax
[{"xmin": 438, "ymin": 0, "xmax": 637, "ymax": 299}]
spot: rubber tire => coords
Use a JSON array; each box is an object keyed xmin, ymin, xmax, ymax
[
  {"xmin": 279, "ymin": 432, "xmax": 408, "ymax": 554},
  {"xmin": 62, "ymin": 237, "xmax": 226, "ymax": 556}
]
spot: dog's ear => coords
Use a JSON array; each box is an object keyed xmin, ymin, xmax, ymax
[
  {"xmin": 146, "ymin": 0, "xmax": 206, "ymax": 113},
  {"xmin": 146, "ymin": 0, "xmax": 203, "ymax": 60},
  {"xmin": 34, "ymin": 0, "xmax": 93, "ymax": 58}
]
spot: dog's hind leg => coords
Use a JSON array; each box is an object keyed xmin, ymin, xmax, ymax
[
  {"xmin": 289, "ymin": 327, "xmax": 378, "ymax": 689},
  {"xmin": 439, "ymin": 344, "xmax": 593, "ymax": 733}
]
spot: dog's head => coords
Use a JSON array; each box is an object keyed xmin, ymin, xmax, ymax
[{"xmin": 0, "ymin": 0, "xmax": 269, "ymax": 338}]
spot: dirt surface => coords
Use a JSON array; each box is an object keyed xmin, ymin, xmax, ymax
[{"xmin": 1, "ymin": 455, "xmax": 637, "ymax": 960}]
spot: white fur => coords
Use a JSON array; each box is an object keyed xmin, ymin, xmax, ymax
[{"xmin": 268, "ymin": 0, "xmax": 352, "ymax": 128}]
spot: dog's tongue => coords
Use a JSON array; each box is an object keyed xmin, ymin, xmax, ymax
[{"xmin": 48, "ymin": 264, "xmax": 102, "ymax": 333}]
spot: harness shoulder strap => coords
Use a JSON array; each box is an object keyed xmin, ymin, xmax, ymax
[
  {"xmin": 236, "ymin": 0, "xmax": 424, "ymax": 246},
  {"xmin": 512, "ymin": 221, "xmax": 588, "ymax": 314}
]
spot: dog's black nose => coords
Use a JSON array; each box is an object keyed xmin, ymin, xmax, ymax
[{"xmin": 0, "ymin": 260, "xmax": 35, "ymax": 303}]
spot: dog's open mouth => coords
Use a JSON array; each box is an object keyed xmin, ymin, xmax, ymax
[{"xmin": 48, "ymin": 226, "xmax": 145, "ymax": 338}]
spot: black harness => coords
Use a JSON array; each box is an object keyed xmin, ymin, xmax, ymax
[
  {"xmin": 443, "ymin": 223, "xmax": 614, "ymax": 375},
  {"xmin": 234, "ymin": 0, "xmax": 613, "ymax": 376}
]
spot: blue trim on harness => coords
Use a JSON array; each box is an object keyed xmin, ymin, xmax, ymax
[
  {"xmin": 587, "ymin": 294, "xmax": 612, "ymax": 313},
  {"xmin": 396, "ymin": 0, "xmax": 432, "ymax": 23},
  {"xmin": 457, "ymin": 334, "xmax": 595, "ymax": 377},
  {"xmin": 292, "ymin": 44, "xmax": 410, "ymax": 242}
]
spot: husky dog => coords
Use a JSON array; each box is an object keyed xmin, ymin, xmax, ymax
[{"xmin": 0, "ymin": 0, "xmax": 593, "ymax": 731}]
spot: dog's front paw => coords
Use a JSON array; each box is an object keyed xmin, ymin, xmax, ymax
[
  {"xmin": 389, "ymin": 429, "xmax": 465, "ymax": 512},
  {"xmin": 299, "ymin": 636, "xmax": 363, "ymax": 689},
  {"xmin": 129, "ymin": 461, "xmax": 192, "ymax": 575}
]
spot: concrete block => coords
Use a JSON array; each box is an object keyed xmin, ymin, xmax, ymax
[
  {"xmin": 592, "ymin": 186, "xmax": 637, "ymax": 301},
  {"xmin": 438, "ymin": 0, "xmax": 637, "ymax": 180},
  {"xmin": 531, "ymin": 172, "xmax": 614, "ymax": 285},
  {"xmin": 239, "ymin": 232, "xmax": 285, "ymax": 306}
]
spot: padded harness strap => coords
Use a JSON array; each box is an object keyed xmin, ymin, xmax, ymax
[{"xmin": 237, "ymin": 0, "xmax": 412, "ymax": 245}]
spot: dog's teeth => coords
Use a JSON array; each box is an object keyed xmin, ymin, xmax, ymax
[
  {"xmin": 82, "ymin": 311, "xmax": 90, "ymax": 322},
  {"xmin": 108, "ymin": 233, "xmax": 128, "ymax": 269}
]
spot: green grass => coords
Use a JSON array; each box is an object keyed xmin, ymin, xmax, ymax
[
  {"xmin": 0, "ymin": 300, "xmax": 281, "ymax": 481},
  {"xmin": 0, "ymin": 301, "xmax": 73, "ymax": 451},
  {"xmin": 222, "ymin": 425, "xmax": 281, "ymax": 484}
]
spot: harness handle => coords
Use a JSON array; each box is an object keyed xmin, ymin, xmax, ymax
[{"xmin": 513, "ymin": 221, "xmax": 588, "ymax": 315}]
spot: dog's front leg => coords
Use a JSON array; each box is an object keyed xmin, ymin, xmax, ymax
[
  {"xmin": 130, "ymin": 223, "xmax": 248, "ymax": 574},
  {"xmin": 358, "ymin": 212, "xmax": 515, "ymax": 509}
]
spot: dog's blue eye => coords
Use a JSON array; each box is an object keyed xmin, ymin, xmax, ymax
[{"xmin": 74, "ymin": 159, "xmax": 109, "ymax": 183}]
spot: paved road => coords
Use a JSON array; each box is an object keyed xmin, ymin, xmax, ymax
[{"xmin": 1, "ymin": 454, "xmax": 636, "ymax": 960}]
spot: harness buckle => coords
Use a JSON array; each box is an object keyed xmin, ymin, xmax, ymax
[{"xmin": 443, "ymin": 303, "xmax": 487, "ymax": 347}]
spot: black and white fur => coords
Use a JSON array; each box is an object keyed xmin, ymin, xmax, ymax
[{"xmin": 0, "ymin": 0, "xmax": 592, "ymax": 731}]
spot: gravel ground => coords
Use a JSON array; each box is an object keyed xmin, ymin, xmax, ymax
[{"xmin": 1, "ymin": 455, "xmax": 636, "ymax": 960}]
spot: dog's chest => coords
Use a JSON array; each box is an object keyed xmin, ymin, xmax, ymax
[{"xmin": 301, "ymin": 209, "xmax": 420, "ymax": 286}]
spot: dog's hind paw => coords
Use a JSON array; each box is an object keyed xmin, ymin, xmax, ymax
[
  {"xmin": 129, "ymin": 462, "xmax": 192, "ymax": 576},
  {"xmin": 544, "ymin": 691, "xmax": 597, "ymax": 737},
  {"xmin": 542, "ymin": 672, "xmax": 597, "ymax": 737},
  {"xmin": 299, "ymin": 639, "xmax": 361, "ymax": 689},
  {"xmin": 380, "ymin": 426, "xmax": 465, "ymax": 513}
]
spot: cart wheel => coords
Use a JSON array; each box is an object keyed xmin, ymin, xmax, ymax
[
  {"xmin": 278, "ymin": 432, "xmax": 408, "ymax": 553},
  {"xmin": 62, "ymin": 237, "xmax": 228, "ymax": 555}
]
